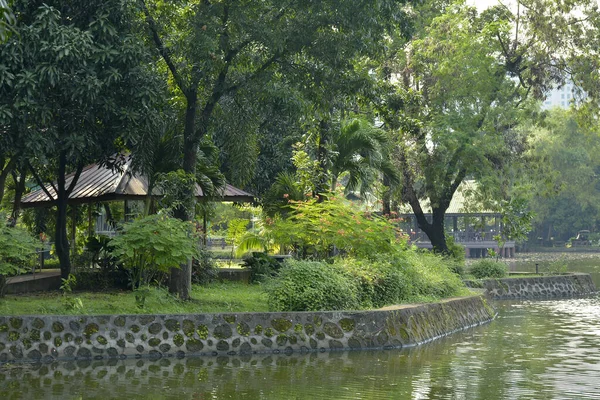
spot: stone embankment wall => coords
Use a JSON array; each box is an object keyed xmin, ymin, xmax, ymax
[
  {"xmin": 464, "ymin": 273, "xmax": 597, "ymax": 300},
  {"xmin": 0, "ymin": 296, "xmax": 494, "ymax": 363}
]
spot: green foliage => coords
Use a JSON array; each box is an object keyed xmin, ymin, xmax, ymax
[
  {"xmin": 470, "ymin": 260, "xmax": 508, "ymax": 279},
  {"xmin": 60, "ymin": 274, "xmax": 83, "ymax": 311},
  {"xmin": 265, "ymin": 260, "xmax": 360, "ymax": 312},
  {"xmin": 265, "ymin": 250, "xmax": 468, "ymax": 311},
  {"xmin": 242, "ymin": 252, "xmax": 281, "ymax": 283},
  {"xmin": 0, "ymin": 0, "xmax": 15, "ymax": 42},
  {"xmin": 528, "ymin": 110, "xmax": 600, "ymax": 243},
  {"xmin": 544, "ymin": 258, "xmax": 568, "ymax": 275},
  {"xmin": 192, "ymin": 247, "xmax": 219, "ymax": 286},
  {"xmin": 445, "ymin": 234, "xmax": 466, "ymax": 266},
  {"xmin": 0, "ymin": 220, "xmax": 38, "ymax": 278},
  {"xmin": 266, "ymin": 195, "xmax": 401, "ymax": 259},
  {"xmin": 156, "ymin": 170, "xmax": 197, "ymax": 217},
  {"xmin": 110, "ymin": 214, "xmax": 199, "ymax": 289}
]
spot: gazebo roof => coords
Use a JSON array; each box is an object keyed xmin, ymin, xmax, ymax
[{"xmin": 21, "ymin": 157, "xmax": 255, "ymax": 208}]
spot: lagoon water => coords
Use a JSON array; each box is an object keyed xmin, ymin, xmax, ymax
[{"xmin": 2, "ymin": 253, "xmax": 600, "ymax": 399}]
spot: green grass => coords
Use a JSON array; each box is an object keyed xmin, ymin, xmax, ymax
[{"xmin": 0, "ymin": 282, "xmax": 269, "ymax": 316}]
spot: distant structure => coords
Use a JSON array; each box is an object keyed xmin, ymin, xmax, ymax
[
  {"xmin": 541, "ymin": 80, "xmax": 586, "ymax": 110},
  {"xmin": 398, "ymin": 181, "xmax": 516, "ymax": 258}
]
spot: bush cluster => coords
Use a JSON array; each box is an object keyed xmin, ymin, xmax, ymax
[
  {"xmin": 469, "ymin": 259, "xmax": 507, "ymax": 279},
  {"xmin": 242, "ymin": 252, "xmax": 281, "ymax": 283},
  {"xmin": 265, "ymin": 251, "xmax": 467, "ymax": 311}
]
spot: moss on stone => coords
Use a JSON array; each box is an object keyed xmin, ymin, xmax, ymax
[
  {"xmin": 213, "ymin": 324, "xmax": 232, "ymax": 339},
  {"xmin": 294, "ymin": 324, "xmax": 303, "ymax": 333},
  {"xmin": 0, "ymin": 323, "xmax": 8, "ymax": 332},
  {"xmin": 43, "ymin": 331, "xmax": 52, "ymax": 341},
  {"xmin": 51, "ymin": 321, "xmax": 64, "ymax": 333},
  {"xmin": 130, "ymin": 324, "xmax": 140, "ymax": 333},
  {"xmin": 8, "ymin": 331, "xmax": 20, "ymax": 341},
  {"xmin": 304, "ymin": 324, "xmax": 315, "ymax": 336},
  {"xmin": 236, "ymin": 322, "xmax": 250, "ymax": 337},
  {"xmin": 173, "ymin": 334, "xmax": 184, "ymax": 347},
  {"xmin": 165, "ymin": 319, "xmax": 180, "ymax": 332},
  {"xmin": 276, "ymin": 334, "xmax": 288, "ymax": 346},
  {"xmin": 83, "ymin": 323, "xmax": 99, "ymax": 339},
  {"xmin": 141, "ymin": 334, "xmax": 148, "ymax": 341},
  {"xmin": 250, "ymin": 338, "xmax": 257, "ymax": 345},
  {"xmin": 148, "ymin": 338, "xmax": 161, "ymax": 347},
  {"xmin": 254, "ymin": 325, "xmax": 263, "ymax": 335},
  {"xmin": 264, "ymin": 327, "xmax": 274, "ymax": 338},
  {"xmin": 271, "ymin": 318, "xmax": 293, "ymax": 332},
  {"xmin": 9, "ymin": 317, "xmax": 23, "ymax": 329},
  {"xmin": 315, "ymin": 332, "xmax": 325, "ymax": 340},
  {"xmin": 22, "ymin": 338, "xmax": 32, "ymax": 349},
  {"xmin": 30, "ymin": 329, "xmax": 40, "ymax": 342},
  {"xmin": 125, "ymin": 333, "xmax": 135, "ymax": 343},
  {"xmin": 186, "ymin": 338, "xmax": 203, "ymax": 352},
  {"xmin": 197, "ymin": 325, "xmax": 209, "ymax": 340},
  {"xmin": 32, "ymin": 318, "xmax": 45, "ymax": 330},
  {"xmin": 322, "ymin": 322, "xmax": 344, "ymax": 339},
  {"xmin": 183, "ymin": 320, "xmax": 195, "ymax": 337},
  {"xmin": 97, "ymin": 336, "xmax": 108, "ymax": 345},
  {"xmin": 314, "ymin": 316, "xmax": 322, "ymax": 327},
  {"xmin": 223, "ymin": 315, "xmax": 236, "ymax": 324},
  {"xmin": 114, "ymin": 316, "xmax": 126, "ymax": 327},
  {"xmin": 54, "ymin": 337, "xmax": 63, "ymax": 347},
  {"xmin": 339, "ymin": 318, "xmax": 355, "ymax": 332},
  {"xmin": 148, "ymin": 323, "xmax": 162, "ymax": 335}
]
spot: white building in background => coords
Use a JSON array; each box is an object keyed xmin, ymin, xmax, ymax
[{"xmin": 541, "ymin": 80, "xmax": 587, "ymax": 110}]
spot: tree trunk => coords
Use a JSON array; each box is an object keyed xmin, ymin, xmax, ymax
[
  {"xmin": 55, "ymin": 152, "xmax": 72, "ymax": 279},
  {"xmin": 169, "ymin": 91, "xmax": 198, "ymax": 300},
  {"xmin": 421, "ymin": 208, "xmax": 449, "ymax": 254},
  {"xmin": 314, "ymin": 119, "xmax": 330, "ymax": 200},
  {"xmin": 382, "ymin": 174, "xmax": 392, "ymax": 216},
  {"xmin": 8, "ymin": 168, "xmax": 26, "ymax": 227},
  {"xmin": 0, "ymin": 157, "xmax": 15, "ymax": 204}
]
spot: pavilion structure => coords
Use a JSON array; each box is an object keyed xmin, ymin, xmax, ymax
[
  {"xmin": 20, "ymin": 156, "xmax": 254, "ymax": 245},
  {"xmin": 398, "ymin": 182, "xmax": 515, "ymax": 258}
]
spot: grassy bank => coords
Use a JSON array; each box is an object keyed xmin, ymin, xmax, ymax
[{"xmin": 0, "ymin": 282, "xmax": 269, "ymax": 316}]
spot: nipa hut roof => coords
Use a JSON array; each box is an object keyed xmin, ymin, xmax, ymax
[{"xmin": 21, "ymin": 157, "xmax": 254, "ymax": 208}]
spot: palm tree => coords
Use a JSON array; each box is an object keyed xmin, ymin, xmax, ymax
[{"xmin": 330, "ymin": 118, "xmax": 395, "ymax": 196}]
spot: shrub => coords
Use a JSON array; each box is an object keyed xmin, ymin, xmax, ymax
[
  {"xmin": 265, "ymin": 195, "xmax": 402, "ymax": 259},
  {"xmin": 470, "ymin": 259, "xmax": 507, "ymax": 279},
  {"xmin": 337, "ymin": 258, "xmax": 409, "ymax": 309},
  {"xmin": 242, "ymin": 252, "xmax": 281, "ymax": 283},
  {"xmin": 390, "ymin": 251, "xmax": 467, "ymax": 299},
  {"xmin": 0, "ymin": 221, "xmax": 38, "ymax": 296},
  {"xmin": 192, "ymin": 247, "xmax": 219, "ymax": 285},
  {"xmin": 110, "ymin": 214, "xmax": 199, "ymax": 289},
  {"xmin": 445, "ymin": 234, "xmax": 466, "ymax": 265},
  {"xmin": 264, "ymin": 260, "xmax": 360, "ymax": 311}
]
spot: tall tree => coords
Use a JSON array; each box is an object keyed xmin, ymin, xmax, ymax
[
  {"xmin": 0, "ymin": 1, "xmax": 161, "ymax": 278},
  {"xmin": 378, "ymin": 0, "xmax": 598, "ymax": 253},
  {"xmin": 139, "ymin": 0, "xmax": 411, "ymax": 299}
]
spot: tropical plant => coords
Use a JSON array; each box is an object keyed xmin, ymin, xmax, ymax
[
  {"xmin": 239, "ymin": 194, "xmax": 402, "ymax": 260},
  {"xmin": 0, "ymin": 219, "xmax": 38, "ymax": 296},
  {"xmin": 330, "ymin": 118, "xmax": 394, "ymax": 195},
  {"xmin": 110, "ymin": 214, "xmax": 199, "ymax": 290}
]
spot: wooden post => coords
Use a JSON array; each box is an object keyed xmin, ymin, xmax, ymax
[
  {"xmin": 71, "ymin": 206, "xmax": 77, "ymax": 255},
  {"xmin": 87, "ymin": 205, "xmax": 93, "ymax": 237}
]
